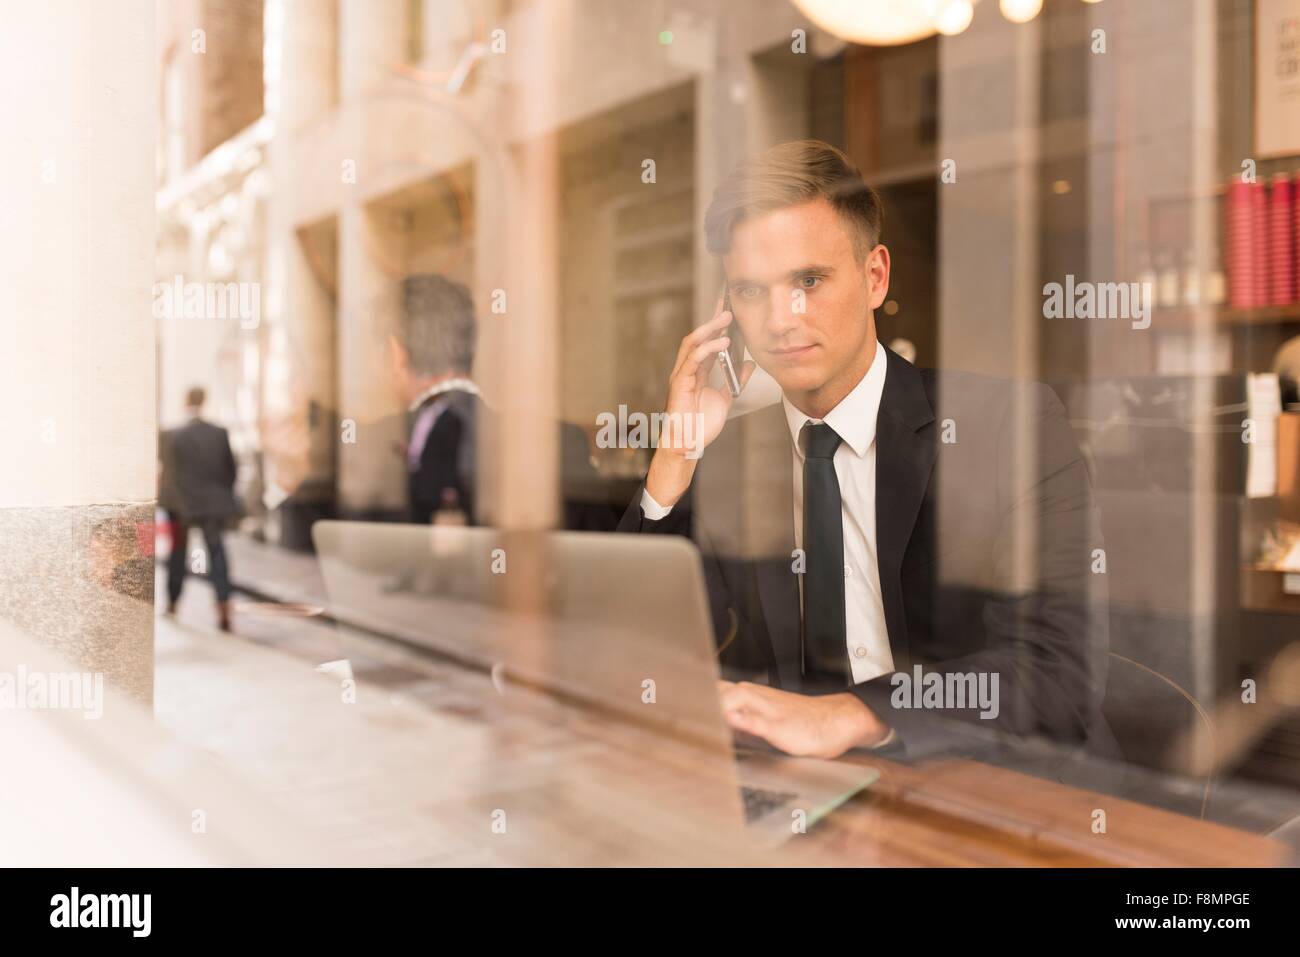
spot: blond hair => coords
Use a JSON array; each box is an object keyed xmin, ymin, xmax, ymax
[{"xmin": 703, "ymin": 140, "xmax": 883, "ymax": 263}]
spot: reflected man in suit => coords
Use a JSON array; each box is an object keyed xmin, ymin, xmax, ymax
[
  {"xmin": 388, "ymin": 274, "xmax": 615, "ymax": 529},
  {"xmin": 387, "ymin": 275, "xmax": 480, "ymax": 524}
]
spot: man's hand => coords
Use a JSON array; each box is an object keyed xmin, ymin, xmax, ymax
[
  {"xmin": 718, "ymin": 680, "xmax": 889, "ymax": 759},
  {"xmin": 645, "ymin": 295, "xmax": 756, "ymax": 508}
]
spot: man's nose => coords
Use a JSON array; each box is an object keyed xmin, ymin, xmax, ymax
[{"xmin": 764, "ymin": 287, "xmax": 800, "ymax": 336}]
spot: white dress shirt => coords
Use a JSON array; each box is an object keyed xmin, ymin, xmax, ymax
[{"xmin": 642, "ymin": 340, "xmax": 895, "ymax": 688}]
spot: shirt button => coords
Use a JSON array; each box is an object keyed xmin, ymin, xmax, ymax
[
  {"xmin": 844, "ymin": 564, "xmax": 853, "ymax": 578},
  {"xmin": 853, "ymin": 646, "xmax": 868, "ymax": 659}
]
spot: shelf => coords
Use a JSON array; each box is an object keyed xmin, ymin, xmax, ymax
[
  {"xmin": 1154, "ymin": 304, "xmax": 1300, "ymax": 327},
  {"xmin": 1241, "ymin": 565, "xmax": 1300, "ymax": 614}
]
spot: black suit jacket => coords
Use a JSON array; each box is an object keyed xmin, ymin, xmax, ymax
[
  {"xmin": 163, "ymin": 418, "xmax": 239, "ymax": 521},
  {"xmin": 408, "ymin": 389, "xmax": 618, "ymax": 530},
  {"xmin": 618, "ymin": 346, "xmax": 1116, "ymax": 760},
  {"xmin": 408, "ymin": 390, "xmax": 476, "ymax": 524}
]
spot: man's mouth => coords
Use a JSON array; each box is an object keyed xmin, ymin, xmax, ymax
[{"xmin": 768, "ymin": 344, "xmax": 816, "ymax": 359}]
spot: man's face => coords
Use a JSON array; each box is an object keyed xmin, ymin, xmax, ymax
[{"xmin": 723, "ymin": 197, "xmax": 888, "ymax": 410}]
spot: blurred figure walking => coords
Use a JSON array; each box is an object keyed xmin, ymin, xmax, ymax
[{"xmin": 161, "ymin": 386, "xmax": 240, "ymax": 631}]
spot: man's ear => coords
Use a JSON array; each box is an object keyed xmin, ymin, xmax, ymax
[
  {"xmin": 866, "ymin": 243, "xmax": 890, "ymax": 311},
  {"xmin": 387, "ymin": 333, "xmax": 410, "ymax": 375}
]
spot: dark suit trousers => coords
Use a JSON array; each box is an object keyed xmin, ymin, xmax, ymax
[{"xmin": 167, "ymin": 512, "xmax": 232, "ymax": 603}]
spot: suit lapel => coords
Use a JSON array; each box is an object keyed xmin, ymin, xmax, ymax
[
  {"xmin": 874, "ymin": 348, "xmax": 936, "ymax": 661},
  {"xmin": 741, "ymin": 348, "xmax": 935, "ymax": 688}
]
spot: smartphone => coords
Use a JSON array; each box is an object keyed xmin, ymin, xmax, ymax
[{"xmin": 717, "ymin": 288, "xmax": 744, "ymax": 397}]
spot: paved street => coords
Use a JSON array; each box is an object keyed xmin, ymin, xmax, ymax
[
  {"xmin": 154, "ymin": 564, "xmax": 517, "ymax": 865},
  {"xmin": 151, "ymin": 551, "xmax": 753, "ymax": 866}
]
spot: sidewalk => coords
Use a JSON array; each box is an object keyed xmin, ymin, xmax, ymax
[
  {"xmin": 155, "ymin": 562, "xmax": 759, "ymax": 866},
  {"xmin": 223, "ymin": 534, "xmax": 331, "ymax": 609},
  {"xmin": 154, "ymin": 565, "xmax": 516, "ymax": 865}
]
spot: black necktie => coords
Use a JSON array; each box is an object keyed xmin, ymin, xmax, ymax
[{"xmin": 801, "ymin": 422, "xmax": 849, "ymax": 686}]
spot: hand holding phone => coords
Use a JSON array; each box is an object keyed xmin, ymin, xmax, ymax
[
  {"xmin": 644, "ymin": 287, "xmax": 754, "ymax": 507},
  {"xmin": 717, "ymin": 288, "xmax": 744, "ymax": 398}
]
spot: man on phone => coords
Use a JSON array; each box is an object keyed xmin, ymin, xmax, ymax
[{"xmin": 620, "ymin": 140, "xmax": 1113, "ymax": 761}]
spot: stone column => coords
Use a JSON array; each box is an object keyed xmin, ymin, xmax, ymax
[
  {"xmin": 0, "ymin": 0, "xmax": 156, "ymax": 703},
  {"xmin": 335, "ymin": 0, "xmax": 410, "ymax": 517},
  {"xmin": 262, "ymin": 0, "xmax": 344, "ymax": 543}
]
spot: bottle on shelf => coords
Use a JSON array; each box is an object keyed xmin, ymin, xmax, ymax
[
  {"xmin": 1269, "ymin": 172, "xmax": 1294, "ymax": 306},
  {"xmin": 1181, "ymin": 248, "xmax": 1201, "ymax": 307},
  {"xmin": 1206, "ymin": 240, "xmax": 1227, "ymax": 307},
  {"xmin": 1157, "ymin": 251, "xmax": 1180, "ymax": 309},
  {"xmin": 1135, "ymin": 249, "xmax": 1158, "ymax": 303}
]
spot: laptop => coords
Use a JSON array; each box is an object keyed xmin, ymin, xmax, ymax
[{"xmin": 311, "ymin": 520, "xmax": 879, "ymax": 851}]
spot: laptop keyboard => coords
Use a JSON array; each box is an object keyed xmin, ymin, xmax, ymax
[{"xmin": 739, "ymin": 785, "xmax": 798, "ymax": 823}]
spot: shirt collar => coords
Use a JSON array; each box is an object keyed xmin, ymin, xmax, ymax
[
  {"xmin": 781, "ymin": 339, "xmax": 887, "ymax": 459},
  {"xmin": 408, "ymin": 377, "xmax": 480, "ymax": 413}
]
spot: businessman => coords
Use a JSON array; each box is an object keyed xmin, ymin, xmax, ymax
[
  {"xmin": 620, "ymin": 140, "xmax": 1113, "ymax": 761},
  {"xmin": 389, "ymin": 275, "xmax": 481, "ymax": 525},
  {"xmin": 389, "ymin": 274, "xmax": 616, "ymax": 530},
  {"xmin": 162, "ymin": 386, "xmax": 240, "ymax": 631}
]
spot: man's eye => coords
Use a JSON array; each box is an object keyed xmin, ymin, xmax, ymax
[
  {"xmin": 737, "ymin": 287, "xmax": 761, "ymax": 300},
  {"xmin": 799, "ymin": 276, "xmax": 822, "ymax": 289}
]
